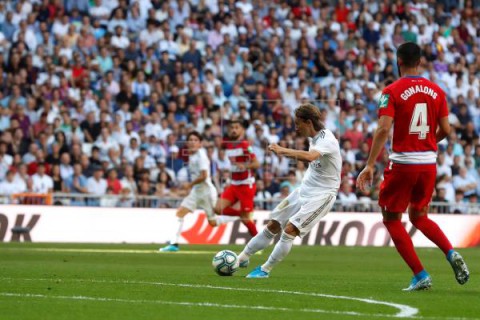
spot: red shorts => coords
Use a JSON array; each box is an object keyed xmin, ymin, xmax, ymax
[
  {"xmin": 220, "ymin": 183, "xmax": 257, "ymax": 213},
  {"xmin": 378, "ymin": 162, "xmax": 436, "ymax": 213}
]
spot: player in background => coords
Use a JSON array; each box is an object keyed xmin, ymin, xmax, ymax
[
  {"xmin": 160, "ymin": 131, "xmax": 218, "ymax": 252},
  {"xmin": 210, "ymin": 119, "xmax": 260, "ymax": 237},
  {"xmin": 237, "ymin": 103, "xmax": 342, "ymax": 278},
  {"xmin": 356, "ymin": 42, "xmax": 469, "ymax": 291}
]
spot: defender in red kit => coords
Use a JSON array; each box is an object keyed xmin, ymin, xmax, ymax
[
  {"xmin": 212, "ymin": 119, "xmax": 260, "ymax": 237},
  {"xmin": 357, "ymin": 42, "xmax": 469, "ymax": 291}
]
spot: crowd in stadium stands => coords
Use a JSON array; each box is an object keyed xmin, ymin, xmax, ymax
[{"xmin": 0, "ymin": 0, "xmax": 479, "ymax": 213}]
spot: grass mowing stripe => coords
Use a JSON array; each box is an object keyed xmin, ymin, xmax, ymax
[
  {"xmin": 0, "ymin": 277, "xmax": 417, "ymax": 318},
  {"xmin": 0, "ymin": 247, "xmax": 216, "ymax": 254}
]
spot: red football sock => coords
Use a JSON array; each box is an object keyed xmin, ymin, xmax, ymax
[
  {"xmin": 411, "ymin": 215, "xmax": 453, "ymax": 255},
  {"xmin": 242, "ymin": 220, "xmax": 258, "ymax": 236},
  {"xmin": 384, "ymin": 219, "xmax": 424, "ymax": 275},
  {"xmin": 221, "ymin": 207, "xmax": 241, "ymax": 216}
]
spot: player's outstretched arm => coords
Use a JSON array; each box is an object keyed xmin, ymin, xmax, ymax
[
  {"xmin": 356, "ymin": 115, "xmax": 393, "ymax": 192},
  {"xmin": 268, "ymin": 143, "xmax": 320, "ymax": 162},
  {"xmin": 365, "ymin": 115, "xmax": 393, "ymax": 168},
  {"xmin": 436, "ymin": 116, "xmax": 450, "ymax": 143},
  {"xmin": 186, "ymin": 170, "xmax": 208, "ymax": 189}
]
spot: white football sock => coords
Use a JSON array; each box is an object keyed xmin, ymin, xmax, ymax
[
  {"xmin": 262, "ymin": 232, "xmax": 295, "ymax": 272},
  {"xmin": 238, "ymin": 228, "xmax": 276, "ymax": 263},
  {"xmin": 170, "ymin": 217, "xmax": 184, "ymax": 245},
  {"xmin": 215, "ymin": 215, "xmax": 240, "ymax": 225}
]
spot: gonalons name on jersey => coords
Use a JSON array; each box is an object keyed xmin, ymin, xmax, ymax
[{"xmin": 400, "ymin": 85, "xmax": 438, "ymax": 101}]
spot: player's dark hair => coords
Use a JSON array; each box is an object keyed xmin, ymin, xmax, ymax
[
  {"xmin": 397, "ymin": 42, "xmax": 422, "ymax": 68},
  {"xmin": 294, "ymin": 103, "xmax": 325, "ymax": 131},
  {"xmin": 187, "ymin": 131, "xmax": 203, "ymax": 141},
  {"xmin": 229, "ymin": 118, "xmax": 247, "ymax": 129}
]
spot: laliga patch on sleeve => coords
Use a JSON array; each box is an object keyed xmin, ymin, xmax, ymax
[{"xmin": 378, "ymin": 94, "xmax": 390, "ymax": 108}]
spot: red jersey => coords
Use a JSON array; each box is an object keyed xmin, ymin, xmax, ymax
[
  {"xmin": 223, "ymin": 139, "xmax": 256, "ymax": 185},
  {"xmin": 378, "ymin": 76, "xmax": 449, "ymax": 164}
]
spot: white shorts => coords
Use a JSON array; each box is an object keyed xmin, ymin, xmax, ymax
[
  {"xmin": 270, "ymin": 189, "xmax": 336, "ymax": 238},
  {"xmin": 180, "ymin": 184, "xmax": 218, "ymax": 219}
]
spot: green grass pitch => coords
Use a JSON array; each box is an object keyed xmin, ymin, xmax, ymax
[{"xmin": 0, "ymin": 243, "xmax": 478, "ymax": 320}]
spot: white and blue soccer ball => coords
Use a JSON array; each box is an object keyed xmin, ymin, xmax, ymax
[{"xmin": 212, "ymin": 250, "xmax": 239, "ymax": 276}]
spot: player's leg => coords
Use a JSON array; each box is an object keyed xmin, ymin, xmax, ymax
[
  {"xmin": 246, "ymin": 191, "xmax": 333, "ymax": 278},
  {"xmin": 238, "ymin": 184, "xmax": 258, "ymax": 237},
  {"xmin": 409, "ymin": 170, "xmax": 469, "ymax": 284},
  {"xmin": 201, "ymin": 184, "xmax": 228, "ymax": 225},
  {"xmin": 210, "ymin": 186, "xmax": 241, "ymax": 226},
  {"xmin": 409, "ymin": 208, "xmax": 469, "ymax": 285},
  {"xmin": 382, "ymin": 210, "xmax": 431, "ymax": 291},
  {"xmin": 248, "ymin": 222, "xmax": 298, "ymax": 277},
  {"xmin": 379, "ymin": 165, "xmax": 430, "ymax": 290},
  {"xmin": 238, "ymin": 190, "xmax": 301, "ymax": 269},
  {"xmin": 237, "ymin": 220, "xmax": 281, "ymax": 269},
  {"xmin": 159, "ymin": 206, "xmax": 192, "ymax": 252}
]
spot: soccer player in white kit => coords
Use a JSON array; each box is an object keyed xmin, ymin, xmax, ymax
[
  {"xmin": 160, "ymin": 131, "xmax": 218, "ymax": 252},
  {"xmin": 239, "ymin": 103, "xmax": 342, "ymax": 278}
]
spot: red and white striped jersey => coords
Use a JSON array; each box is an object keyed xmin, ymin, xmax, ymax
[{"xmin": 223, "ymin": 139, "xmax": 256, "ymax": 185}]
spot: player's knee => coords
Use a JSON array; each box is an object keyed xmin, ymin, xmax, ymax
[
  {"xmin": 409, "ymin": 214, "xmax": 427, "ymax": 227},
  {"xmin": 266, "ymin": 220, "xmax": 281, "ymax": 234},
  {"xmin": 283, "ymin": 223, "xmax": 300, "ymax": 237},
  {"xmin": 208, "ymin": 219, "xmax": 217, "ymax": 227},
  {"xmin": 408, "ymin": 207, "xmax": 428, "ymax": 224}
]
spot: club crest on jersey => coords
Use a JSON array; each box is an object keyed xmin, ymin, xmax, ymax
[
  {"xmin": 311, "ymin": 160, "xmax": 322, "ymax": 168},
  {"xmin": 378, "ymin": 94, "xmax": 389, "ymax": 108}
]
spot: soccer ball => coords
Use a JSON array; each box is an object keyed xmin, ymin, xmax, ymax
[{"xmin": 212, "ymin": 250, "xmax": 239, "ymax": 276}]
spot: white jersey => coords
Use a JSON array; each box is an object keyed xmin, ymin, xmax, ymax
[
  {"xmin": 298, "ymin": 129, "xmax": 342, "ymax": 198},
  {"xmin": 189, "ymin": 148, "xmax": 215, "ymax": 190}
]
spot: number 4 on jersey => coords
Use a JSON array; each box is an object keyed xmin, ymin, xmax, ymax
[{"xmin": 409, "ymin": 103, "xmax": 429, "ymax": 139}]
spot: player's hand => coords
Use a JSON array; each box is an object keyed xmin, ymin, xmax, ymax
[
  {"xmin": 184, "ymin": 182, "xmax": 192, "ymax": 190},
  {"xmin": 356, "ymin": 165, "xmax": 374, "ymax": 192},
  {"xmin": 233, "ymin": 162, "xmax": 246, "ymax": 171},
  {"xmin": 268, "ymin": 143, "xmax": 282, "ymax": 155}
]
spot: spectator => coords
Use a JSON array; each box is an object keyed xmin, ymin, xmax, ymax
[
  {"xmin": 59, "ymin": 153, "xmax": 73, "ymax": 180},
  {"xmin": 111, "ymin": 25, "xmax": 129, "ymax": 49},
  {"xmin": 451, "ymin": 190, "xmax": 467, "ymax": 214},
  {"xmin": 432, "ymin": 187, "xmax": 450, "ymax": 214},
  {"xmin": 31, "ymin": 162, "xmax": 53, "ymax": 194},
  {"xmin": 64, "ymin": 163, "xmax": 88, "ymax": 195},
  {"xmin": 0, "ymin": 170, "xmax": 26, "ymax": 195},
  {"xmin": 466, "ymin": 194, "xmax": 480, "ymax": 215},
  {"xmin": 50, "ymin": 164, "xmax": 65, "ymax": 193},
  {"xmin": 0, "ymin": 0, "xmax": 476, "ymax": 214},
  {"xmin": 338, "ymin": 181, "xmax": 358, "ymax": 211},
  {"xmin": 87, "ymin": 167, "xmax": 107, "ymax": 196},
  {"xmin": 106, "ymin": 169, "xmax": 122, "ymax": 195},
  {"xmin": 254, "ymin": 180, "xmax": 273, "ymax": 210},
  {"xmin": 120, "ymin": 164, "xmax": 137, "ymax": 196},
  {"xmin": 453, "ymin": 166, "xmax": 478, "ymax": 198},
  {"xmin": 273, "ymin": 181, "xmax": 291, "ymax": 200}
]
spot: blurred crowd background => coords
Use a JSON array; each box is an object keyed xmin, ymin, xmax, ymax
[{"xmin": 0, "ymin": 0, "xmax": 479, "ymax": 214}]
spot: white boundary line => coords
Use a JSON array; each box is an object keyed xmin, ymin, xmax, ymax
[
  {"xmin": 1, "ymin": 277, "xmax": 417, "ymax": 318},
  {"xmin": 1, "ymin": 278, "xmax": 477, "ymax": 319},
  {"xmin": 0, "ymin": 292, "xmax": 373, "ymax": 317}
]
